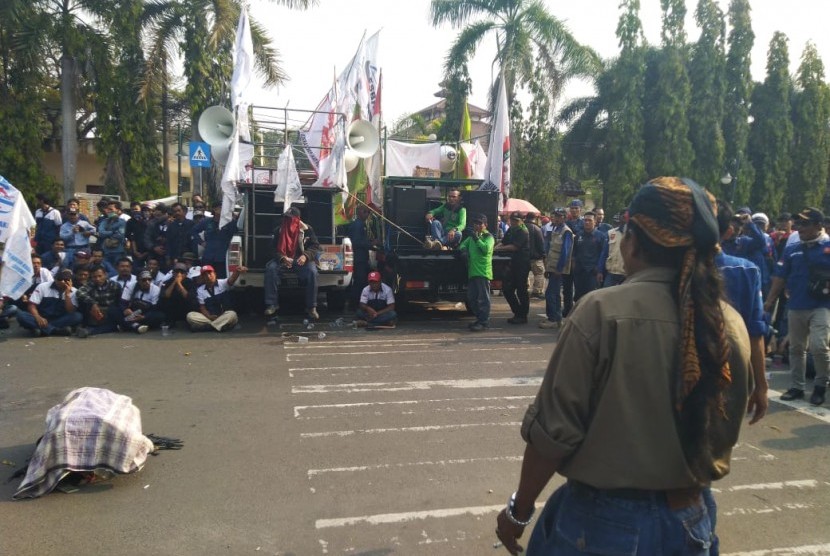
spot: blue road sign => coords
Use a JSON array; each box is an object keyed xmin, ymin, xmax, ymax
[{"xmin": 190, "ymin": 142, "xmax": 211, "ymax": 168}]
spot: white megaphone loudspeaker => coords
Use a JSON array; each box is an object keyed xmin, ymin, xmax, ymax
[
  {"xmin": 344, "ymin": 150, "xmax": 360, "ymax": 172},
  {"xmin": 440, "ymin": 144, "xmax": 458, "ymax": 173},
  {"xmin": 346, "ymin": 119, "xmax": 379, "ymax": 158},
  {"xmin": 198, "ymin": 106, "xmax": 235, "ymax": 163}
]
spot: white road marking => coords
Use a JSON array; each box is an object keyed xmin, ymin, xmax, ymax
[
  {"xmin": 294, "ymin": 395, "xmax": 534, "ymax": 418},
  {"xmin": 292, "ymin": 377, "xmax": 543, "ymax": 394},
  {"xmin": 711, "ymin": 479, "xmax": 819, "ymax": 493},
  {"xmin": 315, "ymin": 504, "xmax": 504, "ymax": 529},
  {"xmin": 301, "ymin": 421, "xmax": 520, "ymax": 438},
  {"xmin": 288, "ymin": 360, "xmax": 548, "ymax": 376},
  {"xmin": 286, "ymin": 346, "xmax": 544, "ymax": 360},
  {"xmin": 284, "ymin": 336, "xmax": 527, "ymax": 348},
  {"xmin": 768, "ymin": 389, "xmax": 830, "ymax": 424},
  {"xmin": 307, "ymin": 455, "xmax": 523, "ymax": 478},
  {"xmin": 721, "ymin": 502, "xmax": 815, "ymax": 516},
  {"xmin": 723, "ymin": 544, "xmax": 830, "ymax": 555}
]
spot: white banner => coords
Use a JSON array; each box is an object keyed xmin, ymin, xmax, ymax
[
  {"xmin": 273, "ymin": 147, "xmax": 303, "ymax": 209},
  {"xmin": 460, "ymin": 141, "xmax": 488, "ymax": 179},
  {"xmin": 480, "ymin": 75, "xmax": 511, "ymax": 210},
  {"xmin": 0, "ymin": 176, "xmax": 35, "ymax": 300},
  {"xmin": 386, "ymin": 141, "xmax": 441, "ymax": 177}
]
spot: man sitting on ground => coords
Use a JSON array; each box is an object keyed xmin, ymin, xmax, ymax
[
  {"xmin": 161, "ymin": 262, "xmax": 196, "ymax": 327},
  {"xmin": 110, "ymin": 257, "xmax": 137, "ymax": 293},
  {"xmin": 76, "ymin": 265, "xmax": 123, "ymax": 337},
  {"xmin": 40, "ymin": 239, "xmax": 68, "ymax": 276},
  {"xmin": 355, "ymin": 271, "xmax": 397, "ymax": 330},
  {"xmin": 118, "ymin": 270, "xmax": 164, "ymax": 334},
  {"xmin": 186, "ymin": 265, "xmax": 247, "ymax": 332},
  {"xmin": 16, "ymin": 269, "xmax": 83, "ymax": 337}
]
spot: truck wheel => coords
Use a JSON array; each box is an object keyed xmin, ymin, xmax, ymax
[{"xmin": 326, "ymin": 291, "xmax": 347, "ymax": 312}]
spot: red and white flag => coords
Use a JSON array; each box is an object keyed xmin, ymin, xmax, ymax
[{"xmin": 480, "ymin": 75, "xmax": 511, "ymax": 211}]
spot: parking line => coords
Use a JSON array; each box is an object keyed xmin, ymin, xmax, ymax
[
  {"xmin": 294, "ymin": 395, "xmax": 534, "ymax": 418},
  {"xmin": 286, "ymin": 346, "xmax": 544, "ymax": 360},
  {"xmin": 301, "ymin": 421, "xmax": 521, "ymax": 438},
  {"xmin": 288, "ymin": 360, "xmax": 548, "ymax": 377},
  {"xmin": 768, "ymin": 389, "xmax": 830, "ymax": 425},
  {"xmin": 723, "ymin": 543, "xmax": 830, "ymax": 555},
  {"xmin": 307, "ymin": 455, "xmax": 524, "ymax": 478},
  {"xmin": 292, "ymin": 377, "xmax": 543, "ymax": 394}
]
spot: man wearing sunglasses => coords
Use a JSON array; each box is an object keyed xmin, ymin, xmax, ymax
[{"xmin": 16, "ymin": 269, "xmax": 83, "ymax": 337}]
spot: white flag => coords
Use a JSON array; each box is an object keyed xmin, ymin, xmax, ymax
[
  {"xmin": 363, "ymin": 42, "xmax": 383, "ymax": 208},
  {"xmin": 0, "ymin": 176, "xmax": 35, "ymax": 300},
  {"xmin": 273, "ymin": 147, "xmax": 303, "ymax": 209},
  {"xmin": 480, "ymin": 76, "xmax": 511, "ymax": 211}
]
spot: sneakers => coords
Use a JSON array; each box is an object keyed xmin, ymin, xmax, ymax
[
  {"xmin": 469, "ymin": 322, "xmax": 488, "ymax": 332},
  {"xmin": 76, "ymin": 327, "xmax": 89, "ymax": 339},
  {"xmin": 56, "ymin": 327, "xmax": 74, "ymax": 336},
  {"xmin": 308, "ymin": 307, "xmax": 320, "ymax": 320},
  {"xmin": 809, "ymin": 386, "xmax": 826, "ymax": 406},
  {"xmin": 780, "ymin": 387, "xmax": 804, "ymax": 401},
  {"xmin": 538, "ymin": 320, "xmax": 561, "ymax": 330},
  {"xmin": 137, "ymin": 325, "xmax": 149, "ymax": 334},
  {"xmin": 507, "ymin": 317, "xmax": 528, "ymax": 324},
  {"xmin": 353, "ymin": 319, "xmax": 368, "ymax": 328},
  {"xmin": 264, "ymin": 305, "xmax": 278, "ymax": 317},
  {"xmin": 31, "ymin": 328, "xmax": 43, "ymax": 338}
]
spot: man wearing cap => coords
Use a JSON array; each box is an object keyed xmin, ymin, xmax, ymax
[
  {"xmin": 425, "ymin": 189, "xmax": 466, "ymax": 249},
  {"xmin": 75, "ymin": 265, "xmax": 123, "ymax": 337},
  {"xmin": 765, "ymin": 207, "xmax": 830, "ymax": 406},
  {"xmin": 118, "ymin": 270, "xmax": 164, "ymax": 334},
  {"xmin": 524, "ymin": 213, "xmax": 546, "ymax": 299},
  {"xmin": 186, "ymin": 264, "xmax": 247, "ymax": 332},
  {"xmin": 751, "ymin": 212, "xmax": 774, "ymax": 293},
  {"xmin": 597, "ymin": 210, "xmax": 628, "ymax": 288},
  {"xmin": 355, "ymin": 271, "xmax": 397, "ymax": 329},
  {"xmin": 571, "ymin": 211, "xmax": 606, "ymax": 303},
  {"xmin": 539, "ymin": 208, "xmax": 573, "ymax": 330},
  {"xmin": 495, "ymin": 211, "xmax": 531, "ymax": 324},
  {"xmin": 97, "ymin": 200, "xmax": 127, "ymax": 266},
  {"xmin": 15, "ymin": 269, "xmax": 83, "ymax": 337},
  {"xmin": 161, "ymin": 262, "xmax": 197, "ymax": 326},
  {"xmin": 264, "ymin": 207, "xmax": 321, "ymax": 321},
  {"xmin": 459, "ymin": 213, "xmax": 495, "ymax": 331},
  {"xmin": 562, "ymin": 200, "xmax": 584, "ymax": 315},
  {"xmin": 191, "ymin": 200, "xmax": 237, "ymax": 278},
  {"xmin": 60, "ymin": 208, "xmax": 96, "ymax": 265}
]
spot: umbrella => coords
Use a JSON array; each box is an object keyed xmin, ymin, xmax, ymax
[{"xmin": 501, "ymin": 198, "xmax": 541, "ymax": 215}]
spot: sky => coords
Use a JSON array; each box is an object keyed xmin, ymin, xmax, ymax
[{"xmin": 246, "ymin": 0, "xmax": 830, "ymax": 124}]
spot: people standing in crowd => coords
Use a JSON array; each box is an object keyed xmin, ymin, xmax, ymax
[
  {"xmin": 40, "ymin": 239, "xmax": 67, "ymax": 275},
  {"xmin": 60, "ymin": 208, "xmax": 96, "ymax": 265},
  {"xmin": 539, "ymin": 208, "xmax": 573, "ymax": 330},
  {"xmin": 354, "ymin": 271, "xmax": 398, "ymax": 330},
  {"xmin": 561, "ymin": 200, "xmax": 584, "ymax": 315},
  {"xmin": 191, "ymin": 200, "xmax": 238, "ymax": 278},
  {"xmin": 75, "ymin": 265, "xmax": 123, "ymax": 337},
  {"xmin": 33, "ymin": 193, "xmax": 62, "ymax": 255},
  {"xmin": 164, "ymin": 202, "xmax": 195, "ymax": 266},
  {"xmin": 593, "ymin": 207, "xmax": 612, "ymax": 235},
  {"xmin": 118, "ymin": 270, "xmax": 164, "ymax": 334},
  {"xmin": 495, "ymin": 211, "xmax": 530, "ymax": 324},
  {"xmin": 126, "ymin": 202, "xmax": 151, "ymax": 269},
  {"xmin": 571, "ymin": 211, "xmax": 606, "ymax": 303},
  {"xmin": 97, "ymin": 200, "xmax": 127, "ymax": 266},
  {"xmin": 144, "ymin": 203, "xmax": 169, "ymax": 266},
  {"xmin": 62, "ymin": 198, "xmax": 90, "ymax": 222},
  {"xmin": 186, "ymin": 264, "xmax": 247, "ymax": 332},
  {"xmin": 425, "ymin": 189, "xmax": 467, "ymax": 250},
  {"xmin": 598, "ymin": 210, "xmax": 627, "ymax": 287},
  {"xmin": 716, "ymin": 200, "xmax": 769, "ymax": 424},
  {"xmin": 765, "ymin": 207, "xmax": 830, "ymax": 406},
  {"xmin": 347, "ymin": 204, "xmax": 380, "ymax": 310},
  {"xmin": 495, "ymin": 177, "xmax": 751, "ymax": 555},
  {"xmin": 771, "ymin": 212, "xmax": 793, "ymax": 260},
  {"xmin": 524, "ymin": 213, "xmax": 546, "ymax": 299},
  {"xmin": 264, "ymin": 207, "xmax": 321, "ymax": 321},
  {"xmin": 459, "ymin": 213, "xmax": 495, "ymax": 332},
  {"xmin": 161, "ymin": 262, "xmax": 196, "ymax": 327},
  {"xmin": 15, "ymin": 269, "xmax": 82, "ymax": 336}
]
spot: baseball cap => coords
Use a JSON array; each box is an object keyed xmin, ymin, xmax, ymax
[
  {"xmin": 200, "ymin": 265, "xmax": 215, "ymax": 274},
  {"xmin": 568, "ymin": 199, "xmax": 583, "ymax": 208},
  {"xmin": 553, "ymin": 207, "xmax": 567, "ymax": 216},
  {"xmin": 796, "ymin": 207, "xmax": 825, "ymax": 224},
  {"xmin": 75, "ymin": 250, "xmax": 90, "ymax": 258},
  {"xmin": 138, "ymin": 270, "xmax": 152, "ymax": 280},
  {"xmin": 173, "ymin": 262, "xmax": 188, "ymax": 272},
  {"xmin": 193, "ymin": 210, "xmax": 205, "ymax": 217},
  {"xmin": 751, "ymin": 212, "xmax": 769, "ymax": 226},
  {"xmin": 735, "ymin": 206, "xmax": 752, "ymax": 216},
  {"xmin": 509, "ymin": 211, "xmax": 523, "ymax": 221},
  {"xmin": 367, "ymin": 271, "xmax": 381, "ymax": 282},
  {"xmin": 182, "ymin": 252, "xmax": 197, "ymax": 261},
  {"xmin": 56, "ymin": 269, "xmax": 73, "ymax": 280}
]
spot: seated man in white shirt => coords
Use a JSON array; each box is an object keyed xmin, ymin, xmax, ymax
[
  {"xmin": 355, "ymin": 271, "xmax": 397, "ymax": 330},
  {"xmin": 16, "ymin": 269, "xmax": 83, "ymax": 336},
  {"xmin": 118, "ymin": 270, "xmax": 164, "ymax": 334},
  {"xmin": 186, "ymin": 264, "xmax": 247, "ymax": 332}
]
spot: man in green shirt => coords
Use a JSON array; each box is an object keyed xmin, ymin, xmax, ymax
[
  {"xmin": 459, "ymin": 213, "xmax": 494, "ymax": 331},
  {"xmin": 425, "ymin": 189, "xmax": 466, "ymax": 249}
]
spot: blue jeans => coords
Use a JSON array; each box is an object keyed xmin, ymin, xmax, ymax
[
  {"xmin": 17, "ymin": 311, "xmax": 83, "ymax": 334},
  {"xmin": 429, "ymin": 220, "xmax": 461, "ymax": 247},
  {"xmin": 527, "ymin": 482, "xmax": 717, "ymax": 556},
  {"xmin": 544, "ymin": 274, "xmax": 563, "ymax": 322},
  {"xmin": 467, "ymin": 276, "xmax": 491, "ymax": 325},
  {"xmin": 264, "ymin": 259, "xmax": 318, "ymax": 311},
  {"xmin": 603, "ymin": 273, "xmax": 626, "ymax": 287},
  {"xmin": 356, "ymin": 308, "xmax": 397, "ymax": 326}
]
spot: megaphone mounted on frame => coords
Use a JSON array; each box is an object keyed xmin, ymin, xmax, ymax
[
  {"xmin": 346, "ymin": 119, "xmax": 379, "ymax": 159},
  {"xmin": 197, "ymin": 106, "xmax": 235, "ymax": 164}
]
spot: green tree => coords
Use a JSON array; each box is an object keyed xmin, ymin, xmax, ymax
[
  {"xmin": 688, "ymin": 0, "xmax": 726, "ymax": 192},
  {"xmin": 722, "ymin": 0, "xmax": 754, "ymax": 204},
  {"xmin": 435, "ymin": 66, "xmax": 472, "ymax": 143},
  {"xmin": 748, "ymin": 32, "xmax": 792, "ymax": 214},
  {"xmin": 644, "ymin": 0, "xmax": 694, "ymax": 177},
  {"xmin": 789, "ymin": 42, "xmax": 830, "ymax": 209}
]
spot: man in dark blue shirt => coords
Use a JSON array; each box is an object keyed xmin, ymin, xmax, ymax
[
  {"xmin": 191, "ymin": 200, "xmax": 238, "ymax": 278},
  {"xmin": 347, "ymin": 205, "xmax": 380, "ymax": 309},
  {"xmin": 571, "ymin": 211, "xmax": 606, "ymax": 303},
  {"xmin": 765, "ymin": 207, "xmax": 830, "ymax": 406}
]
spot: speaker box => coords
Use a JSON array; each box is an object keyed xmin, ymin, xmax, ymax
[
  {"xmin": 388, "ymin": 188, "xmax": 427, "ymax": 252},
  {"xmin": 461, "ymin": 190, "xmax": 500, "ymax": 235}
]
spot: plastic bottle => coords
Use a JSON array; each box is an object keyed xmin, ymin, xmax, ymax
[{"xmin": 317, "ymin": 332, "xmax": 326, "ymax": 340}]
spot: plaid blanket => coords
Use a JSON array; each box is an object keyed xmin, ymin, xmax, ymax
[{"xmin": 14, "ymin": 387, "xmax": 154, "ymax": 499}]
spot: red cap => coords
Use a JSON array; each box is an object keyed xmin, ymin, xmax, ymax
[
  {"xmin": 368, "ymin": 271, "xmax": 381, "ymax": 282},
  {"xmin": 200, "ymin": 265, "xmax": 215, "ymax": 274}
]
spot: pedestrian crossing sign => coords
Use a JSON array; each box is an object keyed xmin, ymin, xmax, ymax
[{"xmin": 190, "ymin": 141, "xmax": 212, "ymax": 168}]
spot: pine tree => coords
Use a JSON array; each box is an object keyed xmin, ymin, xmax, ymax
[
  {"xmin": 748, "ymin": 32, "xmax": 793, "ymax": 214},
  {"xmin": 688, "ymin": 0, "xmax": 726, "ymax": 193},
  {"xmin": 723, "ymin": 0, "xmax": 754, "ymax": 204},
  {"xmin": 789, "ymin": 42, "xmax": 830, "ymax": 209}
]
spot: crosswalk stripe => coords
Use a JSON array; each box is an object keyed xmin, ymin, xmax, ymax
[
  {"xmin": 308, "ymin": 455, "xmax": 524, "ymax": 477},
  {"xmin": 301, "ymin": 421, "xmax": 520, "ymax": 438},
  {"xmin": 768, "ymin": 389, "xmax": 830, "ymax": 425},
  {"xmin": 289, "ymin": 360, "xmax": 547, "ymax": 376},
  {"xmin": 292, "ymin": 377, "xmax": 543, "ymax": 394},
  {"xmin": 722, "ymin": 544, "xmax": 830, "ymax": 555},
  {"xmin": 294, "ymin": 395, "xmax": 534, "ymax": 418},
  {"xmin": 286, "ymin": 346, "xmax": 544, "ymax": 359}
]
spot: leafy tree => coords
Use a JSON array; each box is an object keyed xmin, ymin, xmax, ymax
[
  {"xmin": 688, "ymin": 0, "xmax": 726, "ymax": 192},
  {"xmin": 789, "ymin": 42, "xmax": 830, "ymax": 209},
  {"xmin": 747, "ymin": 32, "xmax": 792, "ymax": 214},
  {"xmin": 644, "ymin": 0, "xmax": 694, "ymax": 177},
  {"xmin": 436, "ymin": 66, "xmax": 472, "ymax": 143},
  {"xmin": 722, "ymin": 0, "xmax": 754, "ymax": 204}
]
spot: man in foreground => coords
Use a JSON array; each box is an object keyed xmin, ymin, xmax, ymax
[{"xmin": 354, "ymin": 271, "xmax": 397, "ymax": 330}]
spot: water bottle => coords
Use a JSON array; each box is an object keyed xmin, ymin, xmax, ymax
[
  {"xmin": 306, "ymin": 323, "xmax": 315, "ymax": 330},
  {"xmin": 335, "ymin": 318, "xmax": 345, "ymax": 327},
  {"xmin": 303, "ymin": 319, "xmax": 309, "ymax": 326},
  {"xmin": 317, "ymin": 332, "xmax": 326, "ymax": 340}
]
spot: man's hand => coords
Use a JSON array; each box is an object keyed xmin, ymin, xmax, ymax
[
  {"xmin": 448, "ymin": 229, "xmax": 458, "ymax": 242},
  {"xmin": 90, "ymin": 304, "xmax": 104, "ymax": 322},
  {"xmin": 35, "ymin": 315, "xmax": 48, "ymax": 329},
  {"xmin": 747, "ymin": 385, "xmax": 769, "ymax": 425},
  {"xmin": 208, "ymin": 314, "xmax": 218, "ymax": 321},
  {"xmin": 281, "ymin": 256, "xmax": 294, "ymax": 269},
  {"xmin": 763, "ymin": 299, "xmax": 774, "ymax": 313},
  {"xmin": 297, "ymin": 255, "xmax": 307, "ymax": 267},
  {"xmin": 496, "ymin": 509, "xmax": 526, "ymax": 555},
  {"xmin": 425, "ymin": 213, "xmax": 434, "ymax": 223},
  {"xmin": 236, "ymin": 265, "xmax": 248, "ymax": 274},
  {"xmin": 597, "ymin": 272, "xmax": 604, "ymax": 285}
]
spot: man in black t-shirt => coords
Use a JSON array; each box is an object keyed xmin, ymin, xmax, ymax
[{"xmin": 495, "ymin": 211, "xmax": 531, "ymax": 324}]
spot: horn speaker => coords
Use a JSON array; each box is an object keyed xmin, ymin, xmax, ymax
[
  {"xmin": 198, "ymin": 106, "xmax": 235, "ymax": 163},
  {"xmin": 439, "ymin": 144, "xmax": 458, "ymax": 173},
  {"xmin": 346, "ymin": 119, "xmax": 379, "ymax": 158}
]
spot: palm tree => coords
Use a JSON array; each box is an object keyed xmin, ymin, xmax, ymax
[{"xmin": 429, "ymin": 0, "xmax": 600, "ymax": 110}]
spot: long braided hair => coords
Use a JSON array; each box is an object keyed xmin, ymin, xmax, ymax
[{"xmin": 628, "ymin": 177, "xmax": 732, "ymax": 481}]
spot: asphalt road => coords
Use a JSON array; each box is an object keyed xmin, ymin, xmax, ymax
[{"xmin": 1, "ymin": 296, "xmax": 829, "ymax": 555}]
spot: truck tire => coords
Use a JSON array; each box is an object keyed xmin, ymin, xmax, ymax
[{"xmin": 326, "ymin": 291, "xmax": 347, "ymax": 312}]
